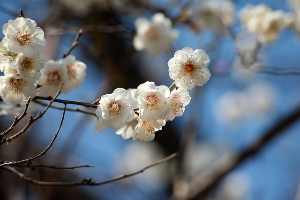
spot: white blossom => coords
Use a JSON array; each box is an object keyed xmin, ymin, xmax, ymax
[
  {"xmin": 240, "ymin": 4, "xmax": 286, "ymax": 43},
  {"xmin": 166, "ymin": 88, "xmax": 191, "ymax": 121},
  {"xmin": 133, "ymin": 13, "xmax": 178, "ymax": 55},
  {"xmin": 95, "ymin": 88, "xmax": 135, "ymax": 131},
  {"xmin": 0, "ymin": 101, "xmax": 40, "ymax": 117},
  {"xmin": 288, "ymin": 0, "xmax": 300, "ymax": 12},
  {"xmin": 194, "ymin": 0, "xmax": 235, "ymax": 32},
  {"xmin": 60, "ymin": 55, "xmax": 86, "ymax": 94},
  {"xmin": 37, "ymin": 60, "xmax": 67, "ymax": 97},
  {"xmin": 133, "ymin": 118, "xmax": 166, "ymax": 142},
  {"xmin": 116, "ymin": 115, "xmax": 138, "ymax": 139},
  {"xmin": 136, "ymin": 81, "xmax": 171, "ymax": 121},
  {"xmin": 0, "ymin": 39, "xmax": 18, "ymax": 72},
  {"xmin": 13, "ymin": 53, "xmax": 43, "ymax": 81},
  {"xmin": 0, "ymin": 74, "xmax": 36, "ymax": 104},
  {"xmin": 3, "ymin": 17, "xmax": 45, "ymax": 57},
  {"xmin": 168, "ymin": 47, "xmax": 210, "ymax": 90}
]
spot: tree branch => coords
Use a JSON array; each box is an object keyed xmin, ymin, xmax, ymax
[
  {"xmin": 0, "ymin": 102, "xmax": 66, "ymax": 166},
  {"xmin": 14, "ymin": 164, "xmax": 94, "ymax": 170},
  {"xmin": 0, "ymin": 84, "xmax": 64, "ymax": 145},
  {"xmin": 33, "ymin": 99, "xmax": 96, "ymax": 116},
  {"xmin": 1, "ymin": 153, "xmax": 177, "ymax": 186},
  {"xmin": 32, "ymin": 96, "xmax": 98, "ymax": 109},
  {"xmin": 0, "ymin": 97, "xmax": 31, "ymax": 140}
]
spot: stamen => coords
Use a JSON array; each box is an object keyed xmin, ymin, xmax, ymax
[
  {"xmin": 9, "ymin": 78, "xmax": 26, "ymax": 94},
  {"xmin": 47, "ymin": 71, "xmax": 60, "ymax": 84},
  {"xmin": 15, "ymin": 29, "xmax": 32, "ymax": 46},
  {"xmin": 146, "ymin": 94, "xmax": 159, "ymax": 110},
  {"xmin": 109, "ymin": 101, "xmax": 121, "ymax": 116}
]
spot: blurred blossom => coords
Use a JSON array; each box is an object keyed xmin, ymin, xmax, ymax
[
  {"xmin": 240, "ymin": 4, "xmax": 286, "ymax": 44},
  {"xmin": 215, "ymin": 82, "xmax": 276, "ymax": 124},
  {"xmin": 246, "ymin": 83, "xmax": 276, "ymax": 116},
  {"xmin": 215, "ymin": 91, "xmax": 247, "ymax": 124},
  {"xmin": 58, "ymin": 0, "xmax": 95, "ymax": 16},
  {"xmin": 192, "ymin": 0, "xmax": 235, "ymax": 33},
  {"xmin": 0, "ymin": 101, "xmax": 40, "ymax": 118},
  {"xmin": 288, "ymin": 0, "xmax": 300, "ymax": 12},
  {"xmin": 232, "ymin": 31, "xmax": 261, "ymax": 81},
  {"xmin": 114, "ymin": 142, "xmax": 168, "ymax": 187},
  {"xmin": 133, "ymin": 13, "xmax": 179, "ymax": 55}
]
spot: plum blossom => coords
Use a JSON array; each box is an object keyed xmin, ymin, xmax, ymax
[
  {"xmin": 116, "ymin": 115, "xmax": 138, "ymax": 139},
  {"xmin": 133, "ymin": 13, "xmax": 178, "ymax": 55},
  {"xmin": 166, "ymin": 88, "xmax": 191, "ymax": 121},
  {"xmin": 133, "ymin": 118, "xmax": 166, "ymax": 142},
  {"xmin": 136, "ymin": 81, "xmax": 171, "ymax": 121},
  {"xmin": 37, "ymin": 60, "xmax": 67, "ymax": 97},
  {"xmin": 0, "ymin": 39, "xmax": 18, "ymax": 72},
  {"xmin": 95, "ymin": 88, "xmax": 135, "ymax": 132},
  {"xmin": 288, "ymin": 0, "xmax": 300, "ymax": 12},
  {"xmin": 193, "ymin": 0, "xmax": 235, "ymax": 33},
  {"xmin": 3, "ymin": 17, "xmax": 45, "ymax": 57},
  {"xmin": 60, "ymin": 55, "xmax": 87, "ymax": 94},
  {"xmin": 240, "ymin": 4, "xmax": 286, "ymax": 43},
  {"xmin": 168, "ymin": 47, "xmax": 211, "ymax": 90},
  {"xmin": 0, "ymin": 74, "xmax": 36, "ymax": 104},
  {"xmin": 13, "ymin": 53, "xmax": 43, "ymax": 81},
  {"xmin": 0, "ymin": 101, "xmax": 40, "ymax": 117}
]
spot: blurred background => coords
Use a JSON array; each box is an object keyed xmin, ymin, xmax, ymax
[{"xmin": 1, "ymin": 0, "xmax": 300, "ymax": 199}]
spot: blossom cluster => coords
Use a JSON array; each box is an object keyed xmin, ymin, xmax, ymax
[
  {"xmin": 0, "ymin": 17, "xmax": 87, "ymax": 104},
  {"xmin": 0, "ymin": 17, "xmax": 45, "ymax": 104},
  {"xmin": 191, "ymin": 0, "xmax": 235, "ymax": 33},
  {"xmin": 95, "ymin": 47, "xmax": 211, "ymax": 142},
  {"xmin": 240, "ymin": 4, "xmax": 287, "ymax": 44},
  {"xmin": 38, "ymin": 55, "xmax": 86, "ymax": 97},
  {"xmin": 133, "ymin": 13, "xmax": 179, "ymax": 55}
]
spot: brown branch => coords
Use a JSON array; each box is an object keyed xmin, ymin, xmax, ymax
[
  {"xmin": 1, "ymin": 153, "xmax": 177, "ymax": 186},
  {"xmin": 0, "ymin": 84, "xmax": 64, "ymax": 145},
  {"xmin": 33, "ymin": 99, "xmax": 96, "ymax": 116},
  {"xmin": 0, "ymin": 97, "xmax": 31, "ymax": 140},
  {"xmin": 32, "ymin": 96, "xmax": 98, "ymax": 109},
  {"xmin": 0, "ymin": 103, "xmax": 66, "ymax": 167},
  {"xmin": 187, "ymin": 104, "xmax": 300, "ymax": 200},
  {"xmin": 63, "ymin": 29, "xmax": 82, "ymax": 58},
  {"xmin": 14, "ymin": 164, "xmax": 94, "ymax": 170}
]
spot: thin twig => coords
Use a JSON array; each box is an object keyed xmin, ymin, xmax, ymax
[
  {"xmin": 1, "ymin": 153, "xmax": 177, "ymax": 186},
  {"xmin": 14, "ymin": 164, "xmax": 94, "ymax": 170},
  {"xmin": 169, "ymin": 82, "xmax": 176, "ymax": 91},
  {"xmin": 0, "ymin": 97, "xmax": 31, "ymax": 140},
  {"xmin": 63, "ymin": 29, "xmax": 83, "ymax": 58},
  {"xmin": 0, "ymin": 84, "xmax": 64, "ymax": 145},
  {"xmin": 0, "ymin": 103, "xmax": 67, "ymax": 167},
  {"xmin": 32, "ymin": 96, "xmax": 98, "ymax": 109},
  {"xmin": 33, "ymin": 99, "xmax": 95, "ymax": 116}
]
